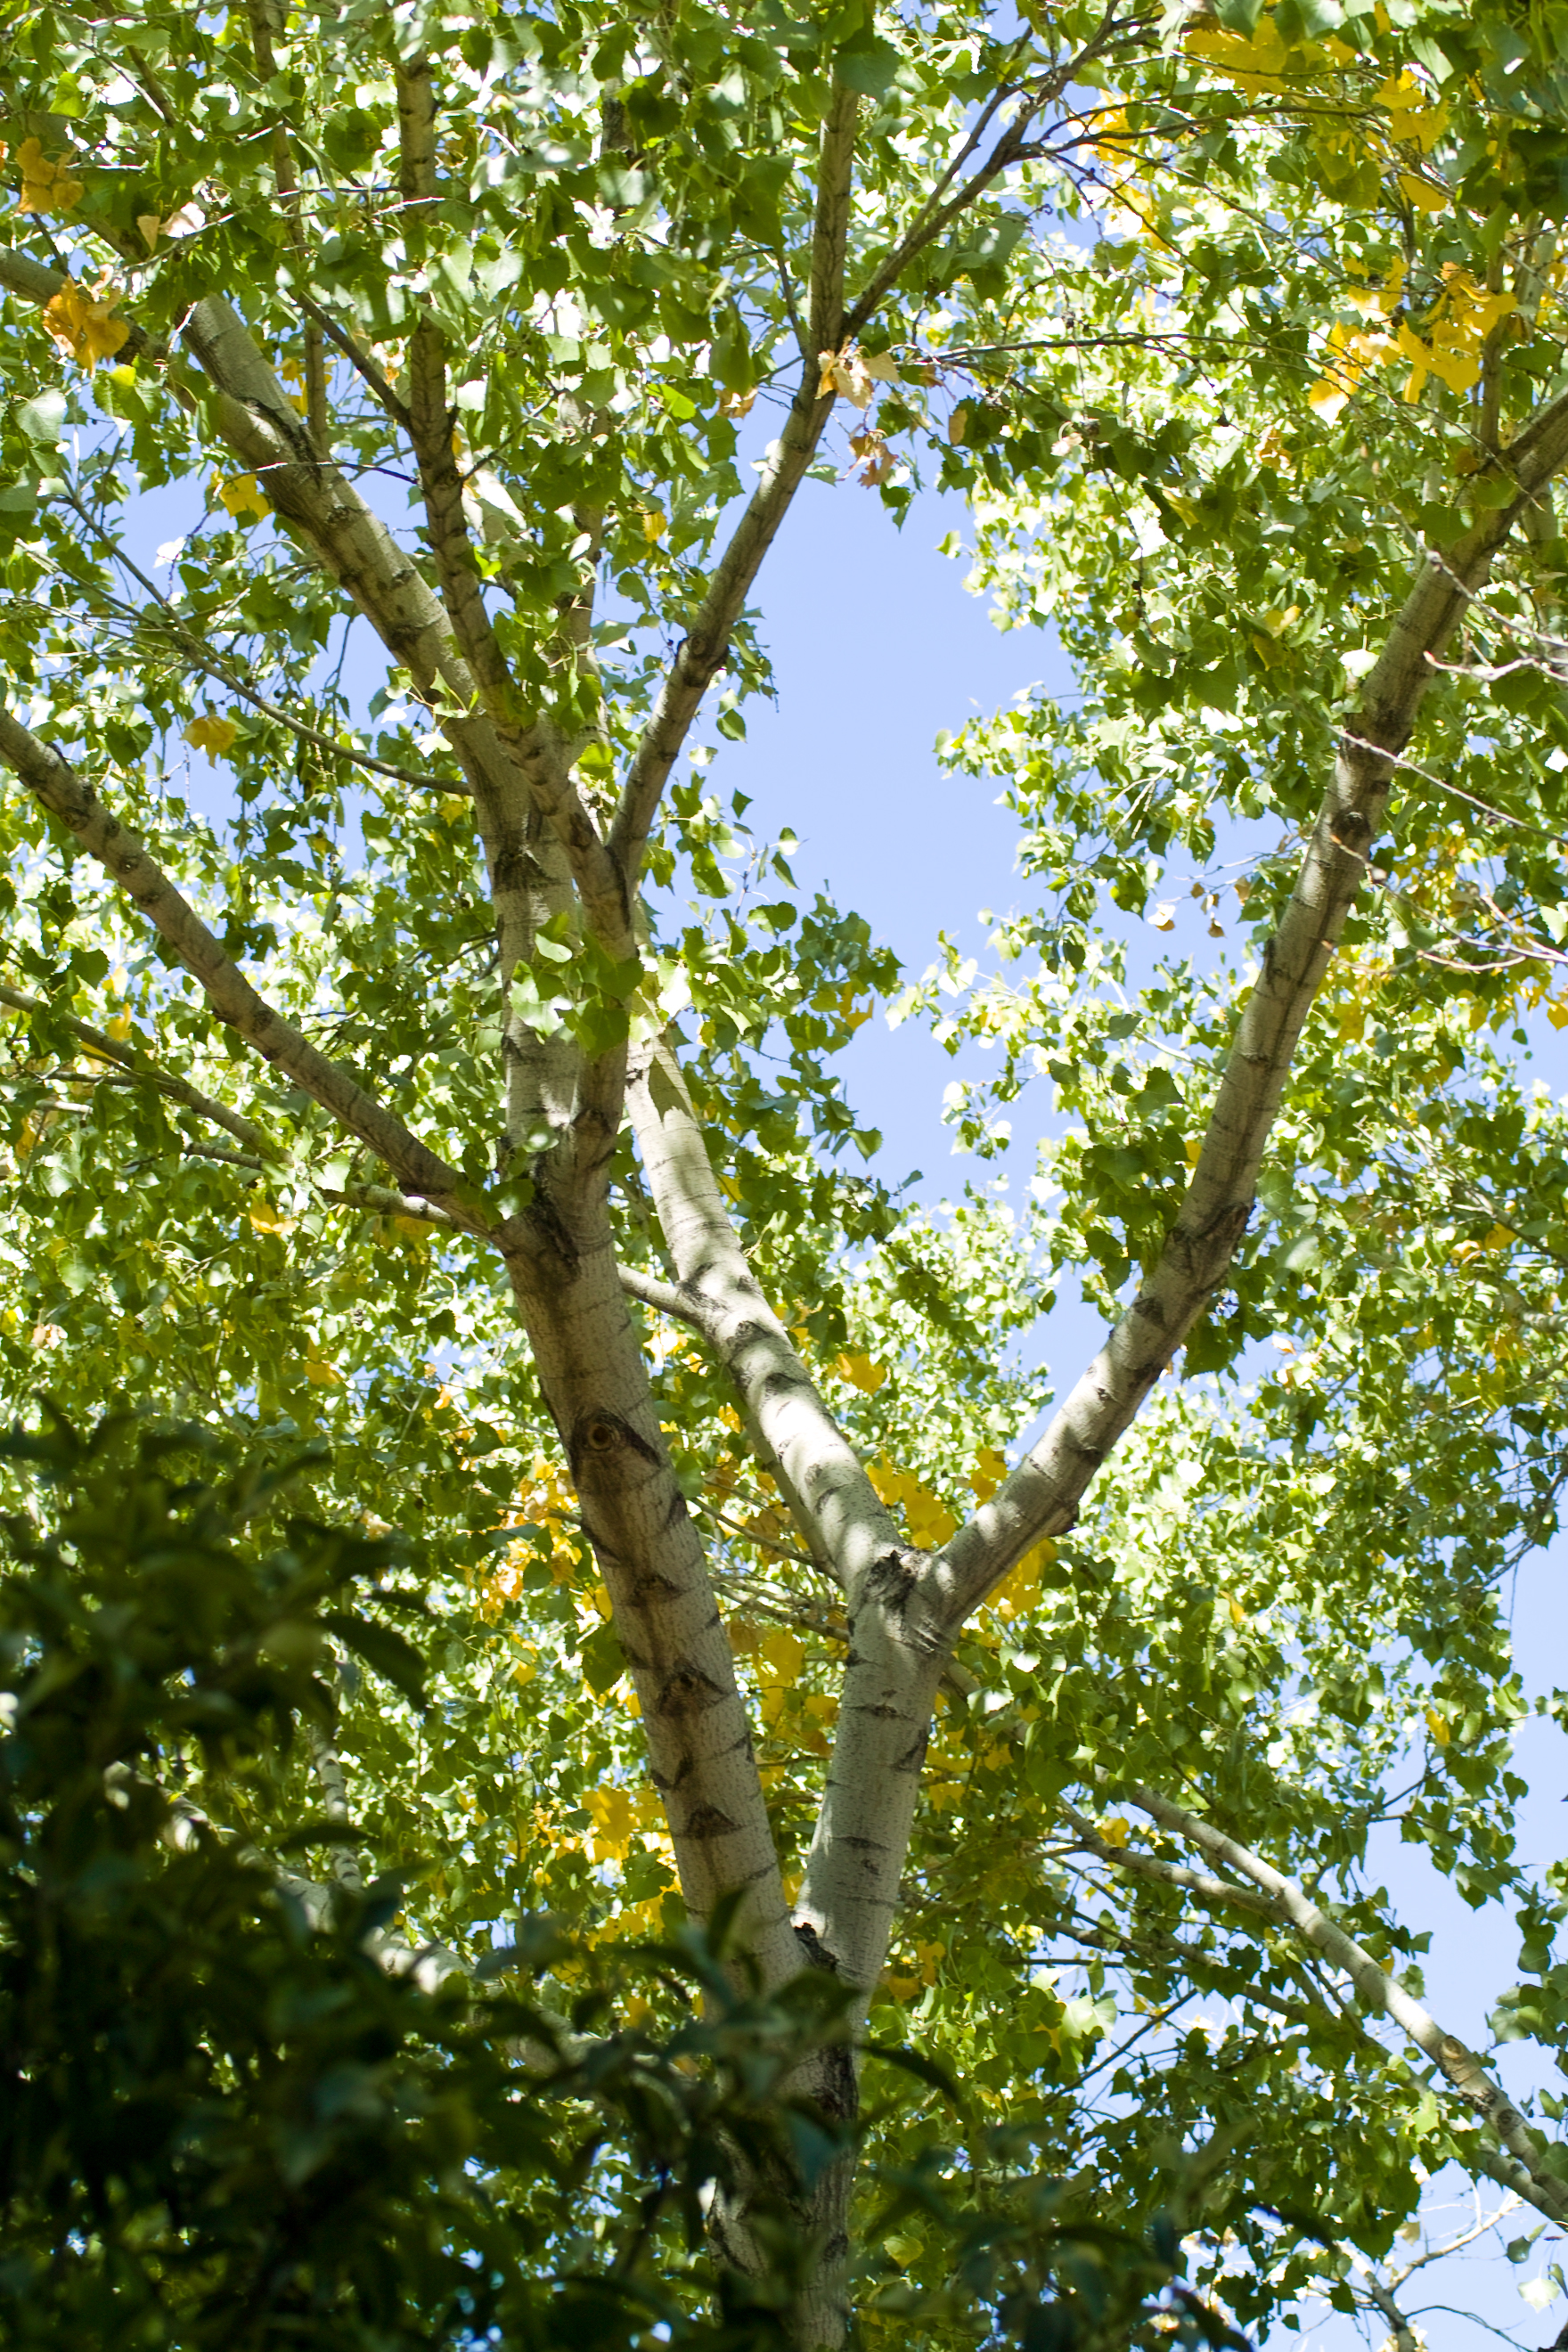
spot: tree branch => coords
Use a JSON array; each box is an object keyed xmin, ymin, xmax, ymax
[
  {"xmin": 1056, "ymin": 1800, "xmax": 1278, "ymax": 1919},
  {"xmin": 393, "ymin": 55, "xmax": 631, "ymax": 965},
  {"xmin": 625, "ymin": 1040, "xmax": 897, "ymax": 1597},
  {"xmin": 169, "ymin": 1136, "xmax": 470, "ymax": 1233},
  {"xmin": 606, "ymin": 83, "xmax": 862, "ymax": 894},
  {"xmin": 617, "ymin": 1261, "xmax": 705, "ymax": 1325},
  {"xmin": 0, "ymin": 977, "xmax": 283, "ymax": 1159},
  {"xmin": 930, "ymin": 380, "xmax": 1568, "ymax": 1629},
  {"xmin": 0, "ymin": 711, "xmax": 499, "ymax": 1236},
  {"xmin": 297, "ymin": 290, "xmax": 411, "ymax": 429},
  {"xmin": 843, "ymin": 6, "xmax": 1147, "ymax": 338},
  {"xmin": 1121, "ymin": 1780, "xmax": 1568, "ymax": 2224}
]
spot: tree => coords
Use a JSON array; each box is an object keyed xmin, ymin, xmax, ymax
[{"xmin": 4, "ymin": 0, "xmax": 1568, "ymax": 2341}]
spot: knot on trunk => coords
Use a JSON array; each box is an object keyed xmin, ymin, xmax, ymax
[
  {"xmin": 792, "ymin": 1920, "xmax": 840, "ymax": 1972},
  {"xmin": 568, "ymin": 1407, "xmax": 659, "ymax": 1481}
]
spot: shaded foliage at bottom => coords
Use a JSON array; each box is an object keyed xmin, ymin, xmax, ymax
[{"xmin": 0, "ymin": 1411, "xmax": 1243, "ymax": 2350}]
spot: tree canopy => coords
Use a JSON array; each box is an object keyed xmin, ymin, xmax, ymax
[{"xmin": 4, "ymin": 0, "xmax": 1568, "ymax": 2341}]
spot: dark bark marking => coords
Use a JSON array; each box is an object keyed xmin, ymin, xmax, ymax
[
  {"xmin": 894, "ymin": 1727, "xmax": 929, "ymax": 1774},
  {"xmin": 568, "ymin": 1406, "xmax": 660, "ymax": 1480},
  {"xmin": 867, "ymin": 1549, "xmax": 919, "ymax": 1613},
  {"xmin": 629, "ymin": 1570, "xmax": 683, "ymax": 1605},
  {"xmin": 792, "ymin": 1920, "xmax": 840, "ymax": 1972},
  {"xmin": 654, "ymin": 1662, "xmax": 727, "ymax": 1718},
  {"xmin": 682, "ymin": 1801, "xmax": 741, "ymax": 1840}
]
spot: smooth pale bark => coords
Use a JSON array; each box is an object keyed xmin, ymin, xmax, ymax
[
  {"xmin": 932, "ymin": 380, "xmax": 1568, "ymax": 1631},
  {"xmin": 174, "ymin": 292, "xmax": 588, "ymax": 1147},
  {"xmin": 506, "ymin": 1214, "xmax": 799, "ymax": 1978},
  {"xmin": 627, "ymin": 1041, "xmax": 904, "ymax": 1595}
]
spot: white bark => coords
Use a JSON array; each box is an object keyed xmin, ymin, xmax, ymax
[
  {"xmin": 930, "ymin": 380, "xmax": 1568, "ymax": 1629},
  {"xmin": 1121, "ymin": 1780, "xmax": 1568, "ymax": 2226}
]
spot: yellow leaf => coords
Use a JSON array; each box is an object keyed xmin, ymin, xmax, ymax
[
  {"xmin": 15, "ymin": 138, "xmax": 84, "ymax": 216},
  {"xmin": 184, "ymin": 714, "xmax": 240, "ymax": 757},
  {"xmin": 303, "ymin": 1357, "xmax": 342, "ymax": 1386},
  {"xmin": 105, "ymin": 1012, "xmax": 133, "ymax": 1042},
  {"xmin": 391, "ymin": 1214, "xmax": 431, "ymax": 1240},
  {"xmin": 758, "ymin": 1627, "xmax": 805, "ymax": 1683},
  {"xmin": 1228, "ymin": 1596, "xmax": 1245, "ymax": 1628},
  {"xmin": 1548, "ymin": 998, "xmax": 1568, "ymax": 1030},
  {"xmin": 587, "ymin": 1785, "xmax": 636, "ymax": 1858},
  {"xmin": 947, "ymin": 402, "xmax": 969, "ymax": 444},
  {"xmin": 1399, "ymin": 172, "xmax": 1450, "ymax": 217},
  {"xmin": 216, "ymin": 472, "xmax": 271, "ymax": 519},
  {"xmin": 136, "ymin": 212, "xmax": 163, "ymax": 251},
  {"xmin": 1098, "ymin": 1815, "xmax": 1131, "ymax": 1848},
  {"xmin": 640, "ymin": 506, "xmax": 666, "ymax": 545},
  {"xmin": 1306, "ymin": 378, "xmax": 1351, "ymax": 424},
  {"xmin": 833, "ymin": 1351, "xmax": 886, "ymax": 1393},
  {"xmin": 1184, "ymin": 1135, "xmax": 1202, "ymax": 1168},
  {"xmin": 42, "ymin": 276, "xmax": 127, "ymax": 370},
  {"xmin": 969, "ymin": 1446, "xmax": 1008, "ymax": 1503},
  {"xmin": 1425, "ymin": 1707, "xmax": 1450, "ymax": 1747},
  {"xmin": 990, "ymin": 1537, "xmax": 1054, "ymax": 1620},
  {"xmin": 247, "ymin": 1203, "xmax": 296, "ymax": 1235}
]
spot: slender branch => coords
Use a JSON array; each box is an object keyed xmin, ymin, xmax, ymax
[
  {"xmin": 0, "ymin": 710, "xmax": 500, "ymax": 1236},
  {"xmin": 56, "ymin": 487, "xmax": 454, "ymax": 794},
  {"xmin": 0, "ymin": 977, "xmax": 282, "ymax": 1158},
  {"xmin": 393, "ymin": 54, "xmax": 630, "ymax": 963},
  {"xmin": 1034, "ymin": 1916, "xmax": 1322, "ymax": 2030},
  {"xmin": 1121, "ymin": 1780, "xmax": 1568, "ymax": 2223},
  {"xmin": 297, "ymin": 290, "xmax": 411, "ymax": 429},
  {"xmin": 617, "ymin": 1261, "xmax": 702, "ymax": 1325},
  {"xmin": 1387, "ymin": 2192, "xmax": 1521, "ymax": 2285},
  {"xmin": 1057, "ymin": 1800, "xmax": 1279, "ymax": 1920},
  {"xmin": 171, "ymin": 1136, "xmax": 468, "ymax": 1231},
  {"xmin": 625, "ymin": 1040, "xmax": 898, "ymax": 1597},
  {"xmin": 606, "ymin": 83, "xmax": 862, "ymax": 894},
  {"xmin": 930, "ymin": 379, "xmax": 1568, "ymax": 1629},
  {"xmin": 843, "ymin": 6, "xmax": 1149, "ymax": 338}
]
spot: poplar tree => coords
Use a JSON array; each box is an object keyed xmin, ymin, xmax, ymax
[{"xmin": 4, "ymin": 0, "xmax": 1568, "ymax": 2340}]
